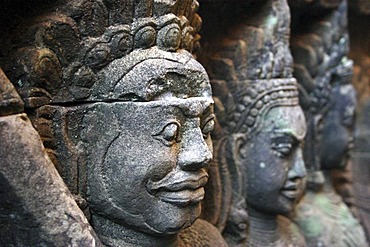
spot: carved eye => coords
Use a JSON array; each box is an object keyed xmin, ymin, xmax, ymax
[
  {"xmin": 153, "ymin": 122, "xmax": 180, "ymax": 146},
  {"xmin": 271, "ymin": 142, "xmax": 293, "ymax": 158},
  {"xmin": 202, "ymin": 118, "xmax": 215, "ymax": 138},
  {"xmin": 271, "ymin": 135, "xmax": 298, "ymax": 158}
]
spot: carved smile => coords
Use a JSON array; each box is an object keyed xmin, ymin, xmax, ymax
[
  {"xmin": 146, "ymin": 170, "xmax": 209, "ymax": 207},
  {"xmin": 280, "ymin": 180, "xmax": 302, "ymax": 200},
  {"xmin": 156, "ymin": 187, "xmax": 205, "ymax": 207}
]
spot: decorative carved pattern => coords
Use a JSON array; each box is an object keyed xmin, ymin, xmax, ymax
[
  {"xmin": 199, "ymin": 1, "xmax": 307, "ymax": 246},
  {"xmin": 1, "ymin": 0, "xmax": 202, "ymax": 107},
  {"xmin": 0, "ymin": 1, "xmax": 228, "ymax": 246}
]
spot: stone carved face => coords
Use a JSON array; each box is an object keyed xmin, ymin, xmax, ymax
[
  {"xmin": 240, "ymin": 105, "xmax": 307, "ymax": 215},
  {"xmin": 320, "ymin": 84, "xmax": 356, "ymax": 169},
  {"xmin": 81, "ymin": 55, "xmax": 215, "ymax": 235}
]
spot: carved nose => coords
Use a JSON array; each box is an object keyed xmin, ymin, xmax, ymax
[
  {"xmin": 288, "ymin": 148, "xmax": 306, "ymax": 180},
  {"xmin": 177, "ymin": 128, "xmax": 212, "ymax": 171}
]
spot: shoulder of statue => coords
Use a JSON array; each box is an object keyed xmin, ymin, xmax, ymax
[
  {"xmin": 277, "ymin": 215, "xmax": 307, "ymax": 247},
  {"xmin": 179, "ymin": 219, "xmax": 227, "ymax": 247}
]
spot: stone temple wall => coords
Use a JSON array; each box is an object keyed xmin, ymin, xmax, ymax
[{"xmin": 0, "ymin": 0, "xmax": 369, "ymax": 246}]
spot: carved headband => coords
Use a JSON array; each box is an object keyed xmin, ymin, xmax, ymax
[{"xmin": 232, "ymin": 78, "xmax": 299, "ymax": 134}]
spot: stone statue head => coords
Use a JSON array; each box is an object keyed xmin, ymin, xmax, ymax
[
  {"xmin": 1, "ymin": 0, "xmax": 215, "ymax": 242},
  {"xmin": 80, "ymin": 48, "xmax": 214, "ymax": 236},
  {"xmin": 319, "ymin": 60, "xmax": 356, "ymax": 170},
  {"xmin": 232, "ymin": 78, "xmax": 307, "ymax": 216}
]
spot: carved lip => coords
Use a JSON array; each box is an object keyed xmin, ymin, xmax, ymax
[
  {"xmin": 156, "ymin": 187, "xmax": 205, "ymax": 207},
  {"xmin": 280, "ymin": 180, "xmax": 301, "ymax": 200},
  {"xmin": 146, "ymin": 170, "xmax": 209, "ymax": 207}
]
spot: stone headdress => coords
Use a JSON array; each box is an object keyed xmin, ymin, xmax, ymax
[
  {"xmin": 2, "ymin": 0, "xmax": 204, "ymax": 107},
  {"xmin": 198, "ymin": 0, "xmax": 300, "ymax": 239},
  {"xmin": 0, "ymin": 0, "xmax": 207, "ymax": 200},
  {"xmin": 230, "ymin": 78, "xmax": 299, "ymax": 135},
  {"xmin": 290, "ymin": 0, "xmax": 353, "ymax": 172}
]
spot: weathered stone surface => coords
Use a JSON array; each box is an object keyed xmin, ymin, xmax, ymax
[
  {"xmin": 1, "ymin": 0, "xmax": 369, "ymax": 245},
  {"xmin": 289, "ymin": 0, "xmax": 368, "ymax": 246},
  {"xmin": 349, "ymin": 0, "xmax": 370, "ymax": 14},
  {"xmin": 28, "ymin": 56, "xmax": 227, "ymax": 246},
  {"xmin": 0, "ymin": 113, "xmax": 101, "ymax": 246},
  {"xmin": 1, "ymin": 0, "xmax": 203, "ymax": 108},
  {"xmin": 199, "ymin": 1, "xmax": 307, "ymax": 246},
  {"xmin": 350, "ymin": 100, "xmax": 370, "ymax": 243},
  {"xmin": 0, "ymin": 68, "xmax": 24, "ymax": 116},
  {"xmin": 345, "ymin": 6, "xmax": 370, "ymax": 241},
  {"xmin": 0, "ymin": 1, "xmax": 228, "ymax": 246}
]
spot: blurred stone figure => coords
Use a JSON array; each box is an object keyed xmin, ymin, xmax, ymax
[
  {"xmin": 232, "ymin": 78, "xmax": 307, "ymax": 247},
  {"xmin": 343, "ymin": 1, "xmax": 370, "ymax": 241},
  {"xmin": 320, "ymin": 73, "xmax": 358, "ymax": 217},
  {"xmin": 320, "ymin": 83, "xmax": 356, "ymax": 172},
  {"xmin": 198, "ymin": 0, "xmax": 307, "ymax": 246},
  {"xmin": 289, "ymin": 0, "xmax": 368, "ymax": 246},
  {"xmin": 349, "ymin": 100, "xmax": 370, "ymax": 242},
  {"xmin": 0, "ymin": 0, "xmax": 227, "ymax": 246}
]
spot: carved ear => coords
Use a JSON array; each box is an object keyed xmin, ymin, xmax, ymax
[
  {"xmin": 221, "ymin": 133, "xmax": 248, "ymax": 241},
  {"xmin": 226, "ymin": 133, "xmax": 246, "ymax": 204},
  {"xmin": 230, "ymin": 133, "xmax": 246, "ymax": 165}
]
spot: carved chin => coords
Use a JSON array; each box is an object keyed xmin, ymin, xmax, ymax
[{"xmin": 143, "ymin": 202, "xmax": 201, "ymax": 235}]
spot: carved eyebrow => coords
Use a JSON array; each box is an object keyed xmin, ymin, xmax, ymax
[
  {"xmin": 201, "ymin": 105, "xmax": 213, "ymax": 117},
  {"xmin": 201, "ymin": 112, "xmax": 215, "ymax": 126},
  {"xmin": 271, "ymin": 131, "xmax": 301, "ymax": 144},
  {"xmin": 272, "ymin": 124, "xmax": 306, "ymax": 141},
  {"xmin": 174, "ymin": 101, "xmax": 213, "ymax": 117}
]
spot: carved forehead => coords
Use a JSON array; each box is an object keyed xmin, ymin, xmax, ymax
[
  {"xmin": 161, "ymin": 97, "xmax": 214, "ymax": 117},
  {"xmin": 102, "ymin": 97, "xmax": 213, "ymax": 116},
  {"xmin": 94, "ymin": 48, "xmax": 211, "ymax": 101},
  {"xmin": 262, "ymin": 105, "xmax": 307, "ymax": 141}
]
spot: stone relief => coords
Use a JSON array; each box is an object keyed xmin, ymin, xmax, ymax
[
  {"xmin": 349, "ymin": 99, "xmax": 370, "ymax": 243},
  {"xmin": 229, "ymin": 79, "xmax": 307, "ymax": 247},
  {"xmin": 345, "ymin": 2, "xmax": 370, "ymax": 241},
  {"xmin": 31, "ymin": 50, "xmax": 226, "ymax": 247},
  {"xmin": 198, "ymin": 0, "xmax": 307, "ymax": 246},
  {"xmin": 0, "ymin": 68, "xmax": 102, "ymax": 246},
  {"xmin": 321, "ymin": 82, "xmax": 357, "ymax": 216},
  {"xmin": 289, "ymin": 0, "xmax": 368, "ymax": 246},
  {"xmin": 0, "ymin": 0, "xmax": 369, "ymax": 246},
  {"xmin": 0, "ymin": 0, "xmax": 226, "ymax": 246}
]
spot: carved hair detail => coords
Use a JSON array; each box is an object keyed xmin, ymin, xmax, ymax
[
  {"xmin": 232, "ymin": 78, "xmax": 299, "ymax": 134},
  {"xmin": 1, "ymin": 0, "xmax": 207, "ymax": 203},
  {"xmin": 3, "ymin": 0, "xmax": 202, "ymax": 107},
  {"xmin": 290, "ymin": 0, "xmax": 351, "ymax": 115}
]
